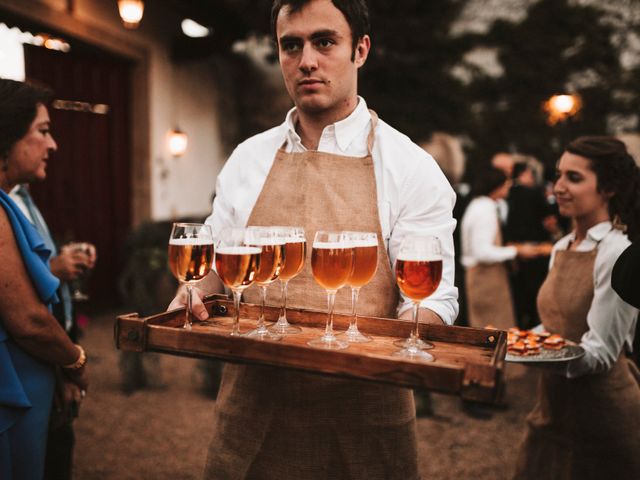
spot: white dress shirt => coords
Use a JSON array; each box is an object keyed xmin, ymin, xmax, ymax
[
  {"xmin": 460, "ymin": 196, "xmax": 517, "ymax": 268},
  {"xmin": 206, "ymin": 97, "xmax": 459, "ymax": 324},
  {"xmin": 545, "ymin": 222, "xmax": 638, "ymax": 378}
]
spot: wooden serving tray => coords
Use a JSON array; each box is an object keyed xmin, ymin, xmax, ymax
[{"xmin": 114, "ymin": 294, "xmax": 507, "ymax": 403}]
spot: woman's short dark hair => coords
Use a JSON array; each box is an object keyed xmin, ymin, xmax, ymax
[
  {"xmin": 0, "ymin": 78, "xmax": 52, "ymax": 159},
  {"xmin": 471, "ymin": 166, "xmax": 508, "ymax": 198},
  {"xmin": 271, "ymin": 0, "xmax": 370, "ymax": 58},
  {"xmin": 566, "ymin": 136, "xmax": 640, "ymax": 241}
]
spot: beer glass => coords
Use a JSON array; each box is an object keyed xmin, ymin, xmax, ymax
[
  {"xmin": 168, "ymin": 223, "xmax": 214, "ymax": 330},
  {"xmin": 215, "ymin": 227, "xmax": 261, "ymax": 336},
  {"xmin": 244, "ymin": 226, "xmax": 285, "ymax": 340},
  {"xmin": 269, "ymin": 226, "xmax": 306, "ymax": 335},
  {"xmin": 393, "ymin": 235, "xmax": 443, "ymax": 361},
  {"xmin": 309, "ymin": 231, "xmax": 353, "ymax": 350},
  {"xmin": 67, "ymin": 242, "xmax": 95, "ymax": 301},
  {"xmin": 338, "ymin": 231, "xmax": 377, "ymax": 343}
]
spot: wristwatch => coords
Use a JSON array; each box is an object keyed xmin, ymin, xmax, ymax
[{"xmin": 63, "ymin": 344, "xmax": 87, "ymax": 370}]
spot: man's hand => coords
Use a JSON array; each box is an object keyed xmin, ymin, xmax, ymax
[
  {"xmin": 50, "ymin": 243, "xmax": 97, "ymax": 281},
  {"xmin": 54, "ymin": 375, "xmax": 85, "ymax": 419},
  {"xmin": 168, "ymin": 285, "xmax": 209, "ymax": 321},
  {"xmin": 63, "ymin": 365, "xmax": 89, "ymax": 391},
  {"xmin": 399, "ymin": 307, "xmax": 445, "ymax": 325}
]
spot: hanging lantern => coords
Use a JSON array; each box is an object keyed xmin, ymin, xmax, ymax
[{"xmin": 117, "ymin": 0, "xmax": 145, "ymax": 29}]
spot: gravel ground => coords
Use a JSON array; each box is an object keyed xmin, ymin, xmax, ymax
[{"xmin": 73, "ymin": 311, "xmax": 538, "ymax": 479}]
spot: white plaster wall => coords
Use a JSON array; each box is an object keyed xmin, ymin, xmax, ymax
[{"xmin": 1, "ymin": 0, "xmax": 227, "ymax": 221}]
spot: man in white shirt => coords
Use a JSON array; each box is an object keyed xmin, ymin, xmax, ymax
[{"xmin": 170, "ymin": 1, "xmax": 457, "ymax": 477}]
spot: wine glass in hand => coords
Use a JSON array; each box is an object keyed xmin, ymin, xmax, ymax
[
  {"xmin": 393, "ymin": 235, "xmax": 443, "ymax": 361},
  {"xmin": 168, "ymin": 223, "xmax": 214, "ymax": 330}
]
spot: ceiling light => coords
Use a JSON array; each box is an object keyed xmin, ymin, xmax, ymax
[
  {"xmin": 181, "ymin": 19, "xmax": 211, "ymax": 38},
  {"xmin": 118, "ymin": 0, "xmax": 145, "ymax": 29}
]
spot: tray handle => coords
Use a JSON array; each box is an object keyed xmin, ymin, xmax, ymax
[{"xmin": 115, "ymin": 312, "xmax": 148, "ymax": 352}]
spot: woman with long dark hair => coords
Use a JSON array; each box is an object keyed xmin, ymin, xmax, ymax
[{"xmin": 514, "ymin": 136, "xmax": 640, "ymax": 479}]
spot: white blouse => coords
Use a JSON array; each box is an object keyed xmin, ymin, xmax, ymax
[
  {"xmin": 547, "ymin": 222, "xmax": 638, "ymax": 378},
  {"xmin": 206, "ymin": 97, "xmax": 459, "ymax": 324},
  {"xmin": 460, "ymin": 196, "xmax": 517, "ymax": 268}
]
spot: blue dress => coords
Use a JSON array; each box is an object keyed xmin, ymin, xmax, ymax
[{"xmin": 0, "ymin": 189, "xmax": 60, "ymax": 480}]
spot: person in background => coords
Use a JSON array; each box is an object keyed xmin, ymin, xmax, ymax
[
  {"xmin": 169, "ymin": 0, "xmax": 457, "ymax": 477},
  {"xmin": 514, "ymin": 136, "xmax": 640, "ymax": 479},
  {"xmin": 461, "ymin": 166, "xmax": 539, "ymax": 331},
  {"xmin": 9, "ymin": 183, "xmax": 96, "ymax": 480},
  {"xmin": 421, "ymin": 134, "xmax": 470, "ymax": 323},
  {"xmin": 503, "ymin": 157, "xmax": 556, "ymax": 330},
  {"xmin": 0, "ymin": 78, "xmax": 88, "ymax": 480}
]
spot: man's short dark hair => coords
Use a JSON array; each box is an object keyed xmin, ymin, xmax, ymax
[
  {"xmin": 271, "ymin": 0, "xmax": 370, "ymax": 58},
  {"xmin": 0, "ymin": 78, "xmax": 52, "ymax": 159},
  {"xmin": 471, "ymin": 166, "xmax": 508, "ymax": 198}
]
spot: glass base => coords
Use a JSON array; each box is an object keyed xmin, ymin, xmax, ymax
[
  {"xmin": 393, "ymin": 337, "xmax": 434, "ymax": 350},
  {"xmin": 392, "ymin": 347, "xmax": 435, "ymax": 362},
  {"xmin": 338, "ymin": 327, "xmax": 372, "ymax": 343},
  {"xmin": 269, "ymin": 319, "xmax": 302, "ymax": 335},
  {"xmin": 183, "ymin": 322, "xmax": 192, "ymax": 331},
  {"xmin": 307, "ymin": 335, "xmax": 348, "ymax": 350},
  {"xmin": 244, "ymin": 325, "xmax": 282, "ymax": 341}
]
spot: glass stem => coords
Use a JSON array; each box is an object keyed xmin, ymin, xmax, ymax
[
  {"xmin": 410, "ymin": 301, "xmax": 420, "ymax": 346},
  {"xmin": 231, "ymin": 289, "xmax": 242, "ymax": 336},
  {"xmin": 325, "ymin": 291, "xmax": 337, "ymax": 337},
  {"xmin": 258, "ymin": 286, "xmax": 267, "ymax": 328},
  {"xmin": 349, "ymin": 287, "xmax": 360, "ymax": 331},
  {"xmin": 185, "ymin": 284, "xmax": 193, "ymax": 330},
  {"xmin": 279, "ymin": 280, "xmax": 289, "ymax": 323}
]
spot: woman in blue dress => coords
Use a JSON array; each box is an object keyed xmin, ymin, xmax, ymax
[{"xmin": 0, "ymin": 79, "xmax": 89, "ymax": 480}]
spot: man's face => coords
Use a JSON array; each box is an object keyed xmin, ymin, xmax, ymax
[
  {"xmin": 276, "ymin": 0, "xmax": 370, "ymax": 120},
  {"xmin": 7, "ymin": 104, "xmax": 57, "ymax": 183}
]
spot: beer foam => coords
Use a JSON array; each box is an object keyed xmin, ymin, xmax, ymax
[
  {"xmin": 397, "ymin": 254, "xmax": 443, "ymax": 262},
  {"xmin": 350, "ymin": 239, "xmax": 378, "ymax": 247},
  {"xmin": 169, "ymin": 237, "xmax": 213, "ymax": 245},
  {"xmin": 249, "ymin": 239, "xmax": 286, "ymax": 246},
  {"xmin": 312, "ymin": 241, "xmax": 351, "ymax": 249},
  {"xmin": 216, "ymin": 246, "xmax": 262, "ymax": 255}
]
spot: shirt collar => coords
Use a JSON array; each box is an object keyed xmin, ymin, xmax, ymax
[
  {"xmin": 283, "ymin": 96, "xmax": 371, "ymax": 152},
  {"xmin": 566, "ymin": 221, "xmax": 613, "ymax": 244}
]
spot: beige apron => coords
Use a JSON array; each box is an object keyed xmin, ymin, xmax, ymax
[
  {"xmin": 514, "ymin": 246, "xmax": 640, "ymax": 480},
  {"xmin": 465, "ymin": 208, "xmax": 516, "ymax": 330},
  {"xmin": 204, "ymin": 111, "xmax": 419, "ymax": 480}
]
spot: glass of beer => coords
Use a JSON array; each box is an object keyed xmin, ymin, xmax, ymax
[
  {"xmin": 215, "ymin": 227, "xmax": 262, "ymax": 336},
  {"xmin": 168, "ymin": 223, "xmax": 214, "ymax": 330},
  {"xmin": 393, "ymin": 235, "xmax": 443, "ymax": 361},
  {"xmin": 269, "ymin": 226, "xmax": 306, "ymax": 335},
  {"xmin": 244, "ymin": 226, "xmax": 285, "ymax": 340},
  {"xmin": 308, "ymin": 231, "xmax": 353, "ymax": 350},
  {"xmin": 338, "ymin": 231, "xmax": 377, "ymax": 343}
]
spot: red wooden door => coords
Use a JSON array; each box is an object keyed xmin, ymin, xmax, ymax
[{"xmin": 25, "ymin": 44, "xmax": 132, "ymax": 309}]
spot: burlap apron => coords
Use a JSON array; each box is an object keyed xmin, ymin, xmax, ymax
[
  {"xmin": 465, "ymin": 211, "xmax": 516, "ymax": 330},
  {"xmin": 204, "ymin": 111, "xmax": 419, "ymax": 480},
  {"xmin": 514, "ymin": 246, "xmax": 640, "ymax": 480}
]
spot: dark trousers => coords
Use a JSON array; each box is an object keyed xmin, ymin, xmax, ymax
[{"xmin": 44, "ymin": 413, "xmax": 75, "ymax": 480}]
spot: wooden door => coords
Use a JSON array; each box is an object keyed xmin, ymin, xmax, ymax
[{"xmin": 25, "ymin": 44, "xmax": 132, "ymax": 309}]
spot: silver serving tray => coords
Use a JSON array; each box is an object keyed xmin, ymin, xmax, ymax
[{"xmin": 506, "ymin": 343, "xmax": 585, "ymax": 363}]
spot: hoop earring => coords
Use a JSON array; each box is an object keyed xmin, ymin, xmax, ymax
[{"xmin": 613, "ymin": 214, "xmax": 628, "ymax": 233}]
